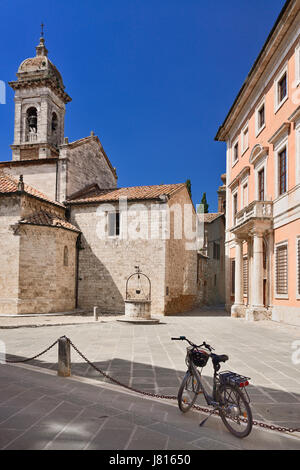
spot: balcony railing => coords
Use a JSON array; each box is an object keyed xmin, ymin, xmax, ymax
[{"xmin": 234, "ymin": 200, "xmax": 273, "ymax": 227}]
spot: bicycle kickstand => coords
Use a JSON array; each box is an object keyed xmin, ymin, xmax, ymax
[{"xmin": 199, "ymin": 409, "xmax": 215, "ymax": 428}]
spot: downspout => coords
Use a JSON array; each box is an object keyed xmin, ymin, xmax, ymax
[
  {"xmin": 75, "ymin": 233, "xmax": 81, "ymax": 309},
  {"xmin": 55, "ymin": 160, "xmax": 59, "ymax": 201}
]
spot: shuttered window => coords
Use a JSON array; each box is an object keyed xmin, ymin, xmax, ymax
[
  {"xmin": 108, "ymin": 211, "xmax": 120, "ymax": 237},
  {"xmin": 243, "ymin": 257, "xmax": 248, "ymax": 296},
  {"xmin": 231, "ymin": 260, "xmax": 235, "ymax": 295},
  {"xmin": 258, "ymin": 168, "xmax": 265, "ymax": 201},
  {"xmin": 276, "ymin": 244, "xmax": 288, "ymax": 295}
]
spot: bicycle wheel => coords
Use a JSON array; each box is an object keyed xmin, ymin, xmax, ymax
[
  {"xmin": 217, "ymin": 383, "xmax": 252, "ymax": 438},
  {"xmin": 178, "ymin": 371, "xmax": 199, "ymax": 413}
]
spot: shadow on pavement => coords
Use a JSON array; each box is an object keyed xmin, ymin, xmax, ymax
[{"xmin": 4, "ymin": 352, "xmax": 300, "ymax": 429}]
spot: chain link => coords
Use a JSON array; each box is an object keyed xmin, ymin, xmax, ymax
[
  {"xmin": 4, "ymin": 336, "xmax": 300, "ymax": 435},
  {"xmin": 5, "ymin": 339, "xmax": 59, "ymax": 363},
  {"xmin": 68, "ymin": 338, "xmax": 300, "ymax": 435}
]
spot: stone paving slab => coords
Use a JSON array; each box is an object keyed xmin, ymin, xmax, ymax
[
  {"xmin": 0, "ymin": 310, "xmax": 300, "ymax": 437},
  {"xmin": 0, "ymin": 313, "xmax": 124, "ymax": 329},
  {"xmin": 0, "ymin": 363, "xmax": 299, "ymax": 450}
]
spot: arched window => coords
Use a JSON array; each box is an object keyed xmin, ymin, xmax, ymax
[
  {"xmin": 26, "ymin": 107, "xmax": 37, "ymax": 141},
  {"xmin": 63, "ymin": 246, "xmax": 68, "ymax": 267},
  {"xmin": 52, "ymin": 112, "xmax": 58, "ymax": 133}
]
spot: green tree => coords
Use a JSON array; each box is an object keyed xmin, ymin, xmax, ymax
[
  {"xmin": 186, "ymin": 179, "xmax": 192, "ymax": 199},
  {"xmin": 200, "ymin": 192, "xmax": 209, "ymax": 213}
]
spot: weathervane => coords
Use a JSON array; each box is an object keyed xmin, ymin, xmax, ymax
[{"xmin": 41, "ymin": 22, "xmax": 44, "ymax": 38}]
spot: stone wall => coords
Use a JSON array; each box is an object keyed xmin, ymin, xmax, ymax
[
  {"xmin": 164, "ymin": 187, "xmax": 198, "ymax": 314},
  {"xmin": 18, "ymin": 225, "xmax": 78, "ymax": 314},
  {"xmin": 20, "ymin": 194, "xmax": 65, "ymax": 220},
  {"xmin": 71, "ymin": 201, "xmax": 166, "ymax": 314},
  {"xmin": 71, "ymin": 188, "xmax": 198, "ymax": 315},
  {"xmin": 2, "ymin": 162, "xmax": 58, "ymax": 202},
  {"xmin": 0, "ymin": 196, "xmax": 21, "ymax": 314},
  {"xmin": 62, "ymin": 137, "xmax": 117, "ymax": 199}
]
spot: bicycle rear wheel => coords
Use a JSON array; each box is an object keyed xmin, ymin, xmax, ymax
[
  {"xmin": 178, "ymin": 371, "xmax": 199, "ymax": 413},
  {"xmin": 217, "ymin": 383, "xmax": 252, "ymax": 438}
]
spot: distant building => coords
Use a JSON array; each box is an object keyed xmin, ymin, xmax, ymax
[
  {"xmin": 215, "ymin": 0, "xmax": 300, "ymax": 325},
  {"xmin": 197, "ymin": 175, "xmax": 226, "ymax": 306}
]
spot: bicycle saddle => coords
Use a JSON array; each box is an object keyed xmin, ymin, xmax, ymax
[{"xmin": 212, "ymin": 353, "xmax": 229, "ymax": 364}]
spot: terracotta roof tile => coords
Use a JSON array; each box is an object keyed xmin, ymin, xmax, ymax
[
  {"xmin": 68, "ymin": 183, "xmax": 187, "ymax": 204},
  {"xmin": 0, "ymin": 172, "xmax": 64, "ymax": 207},
  {"xmin": 198, "ymin": 212, "xmax": 224, "ymax": 223},
  {"xmin": 19, "ymin": 210, "xmax": 80, "ymax": 233}
]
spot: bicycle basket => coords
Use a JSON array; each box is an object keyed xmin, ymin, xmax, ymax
[
  {"xmin": 192, "ymin": 349, "xmax": 210, "ymax": 368},
  {"xmin": 219, "ymin": 371, "xmax": 250, "ymax": 388}
]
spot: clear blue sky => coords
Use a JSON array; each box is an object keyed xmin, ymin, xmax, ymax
[{"xmin": 0, "ymin": 0, "xmax": 286, "ymax": 211}]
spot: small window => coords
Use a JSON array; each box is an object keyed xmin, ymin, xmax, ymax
[
  {"xmin": 256, "ymin": 98, "xmax": 266, "ymax": 136},
  {"xmin": 276, "ymin": 244, "xmax": 288, "ymax": 296},
  {"xmin": 63, "ymin": 246, "xmax": 68, "ymax": 267},
  {"xmin": 275, "ymin": 66, "xmax": 288, "ymax": 111},
  {"xmin": 233, "ymin": 141, "xmax": 239, "ymax": 163},
  {"xmin": 52, "ymin": 112, "xmax": 58, "ymax": 132},
  {"xmin": 278, "ymin": 73, "xmax": 287, "ymax": 104},
  {"xmin": 233, "ymin": 193, "xmax": 238, "ymax": 225},
  {"xmin": 241, "ymin": 125, "xmax": 249, "ymax": 154},
  {"xmin": 108, "ymin": 211, "xmax": 120, "ymax": 237},
  {"xmin": 242, "ymin": 183, "xmax": 248, "ymax": 208},
  {"xmin": 213, "ymin": 242, "xmax": 220, "ymax": 260},
  {"xmin": 258, "ymin": 168, "xmax": 265, "ymax": 201},
  {"xmin": 278, "ymin": 148, "xmax": 287, "ymax": 195},
  {"xmin": 258, "ymin": 104, "xmax": 265, "ymax": 129}
]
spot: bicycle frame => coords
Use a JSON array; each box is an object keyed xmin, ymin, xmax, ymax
[{"xmin": 186, "ymin": 348, "xmax": 220, "ymax": 408}]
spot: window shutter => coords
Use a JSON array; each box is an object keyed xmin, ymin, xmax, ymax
[
  {"xmin": 276, "ymin": 245, "xmax": 288, "ymax": 295},
  {"xmin": 243, "ymin": 257, "xmax": 248, "ymax": 296},
  {"xmin": 231, "ymin": 260, "xmax": 235, "ymax": 295}
]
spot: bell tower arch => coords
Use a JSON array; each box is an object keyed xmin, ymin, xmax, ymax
[{"xmin": 9, "ymin": 30, "xmax": 71, "ymax": 161}]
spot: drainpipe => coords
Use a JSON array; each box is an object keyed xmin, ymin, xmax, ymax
[
  {"xmin": 55, "ymin": 160, "xmax": 59, "ymax": 201},
  {"xmin": 75, "ymin": 233, "xmax": 82, "ymax": 309}
]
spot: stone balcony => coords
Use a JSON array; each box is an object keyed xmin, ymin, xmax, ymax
[{"xmin": 232, "ymin": 200, "xmax": 273, "ymax": 237}]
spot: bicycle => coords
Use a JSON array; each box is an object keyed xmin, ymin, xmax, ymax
[{"xmin": 172, "ymin": 336, "xmax": 252, "ymax": 438}]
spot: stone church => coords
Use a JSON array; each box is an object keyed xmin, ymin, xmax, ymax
[{"xmin": 0, "ymin": 35, "xmax": 198, "ymax": 316}]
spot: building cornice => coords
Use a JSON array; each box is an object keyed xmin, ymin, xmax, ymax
[
  {"xmin": 215, "ymin": 0, "xmax": 299, "ymax": 142},
  {"xmin": 288, "ymin": 105, "xmax": 300, "ymax": 122},
  {"xmin": 268, "ymin": 122, "xmax": 291, "ymax": 145},
  {"xmin": 9, "ymin": 78, "xmax": 72, "ymax": 104},
  {"xmin": 228, "ymin": 166, "xmax": 250, "ymax": 189}
]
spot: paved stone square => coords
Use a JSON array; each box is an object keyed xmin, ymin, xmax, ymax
[{"xmin": 0, "ymin": 309, "xmax": 300, "ymax": 449}]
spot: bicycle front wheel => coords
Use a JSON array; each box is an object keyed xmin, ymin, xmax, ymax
[
  {"xmin": 218, "ymin": 383, "xmax": 252, "ymax": 438},
  {"xmin": 178, "ymin": 371, "xmax": 199, "ymax": 413}
]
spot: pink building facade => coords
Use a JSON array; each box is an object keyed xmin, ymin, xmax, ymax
[{"xmin": 216, "ymin": 0, "xmax": 300, "ymax": 326}]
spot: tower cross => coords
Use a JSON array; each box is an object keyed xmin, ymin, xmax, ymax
[{"xmin": 41, "ymin": 22, "xmax": 44, "ymax": 37}]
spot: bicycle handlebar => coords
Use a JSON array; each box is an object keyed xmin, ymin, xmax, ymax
[{"xmin": 171, "ymin": 336, "xmax": 215, "ymax": 351}]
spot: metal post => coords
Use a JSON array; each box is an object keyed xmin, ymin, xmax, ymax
[
  {"xmin": 58, "ymin": 336, "xmax": 71, "ymax": 377},
  {"xmin": 94, "ymin": 306, "xmax": 99, "ymax": 321}
]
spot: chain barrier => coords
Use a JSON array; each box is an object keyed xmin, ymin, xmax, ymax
[
  {"xmin": 4, "ymin": 339, "xmax": 59, "ymax": 363},
  {"xmin": 3, "ymin": 335, "xmax": 300, "ymax": 435},
  {"xmin": 68, "ymin": 338, "xmax": 300, "ymax": 436}
]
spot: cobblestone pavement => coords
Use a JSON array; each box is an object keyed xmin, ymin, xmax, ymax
[{"xmin": 0, "ymin": 310, "xmax": 300, "ymax": 449}]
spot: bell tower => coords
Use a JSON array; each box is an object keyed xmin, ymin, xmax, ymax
[{"xmin": 9, "ymin": 28, "xmax": 71, "ymax": 161}]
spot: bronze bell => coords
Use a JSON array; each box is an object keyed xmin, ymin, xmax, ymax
[{"xmin": 28, "ymin": 115, "xmax": 37, "ymax": 129}]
